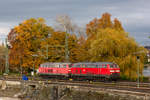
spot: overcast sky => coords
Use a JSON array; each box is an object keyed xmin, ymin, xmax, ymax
[{"xmin": 0, "ymin": 0, "xmax": 150, "ymax": 45}]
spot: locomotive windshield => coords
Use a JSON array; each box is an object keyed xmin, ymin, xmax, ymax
[{"xmin": 110, "ymin": 64, "xmax": 119, "ymax": 68}]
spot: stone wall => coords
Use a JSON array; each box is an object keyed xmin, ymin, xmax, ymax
[
  {"xmin": 29, "ymin": 84, "xmax": 150, "ymax": 100},
  {"xmin": 0, "ymin": 80, "xmax": 150, "ymax": 100}
]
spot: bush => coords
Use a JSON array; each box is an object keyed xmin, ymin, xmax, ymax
[{"xmin": 142, "ymin": 77, "xmax": 149, "ymax": 82}]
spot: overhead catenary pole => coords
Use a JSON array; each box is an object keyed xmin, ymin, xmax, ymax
[
  {"xmin": 5, "ymin": 38, "xmax": 9, "ymax": 74},
  {"xmin": 56, "ymin": 15, "xmax": 71, "ymax": 62},
  {"xmin": 64, "ymin": 26, "xmax": 69, "ymax": 62},
  {"xmin": 20, "ymin": 58, "xmax": 22, "ymax": 76},
  {"xmin": 65, "ymin": 31, "xmax": 69, "ymax": 62},
  {"xmin": 46, "ymin": 44, "xmax": 49, "ymax": 60}
]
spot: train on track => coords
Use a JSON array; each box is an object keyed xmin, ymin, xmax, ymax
[{"xmin": 38, "ymin": 62, "xmax": 120, "ymax": 81}]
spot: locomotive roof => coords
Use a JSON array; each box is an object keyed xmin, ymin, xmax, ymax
[
  {"xmin": 40, "ymin": 62, "xmax": 71, "ymax": 65},
  {"xmin": 40, "ymin": 62, "xmax": 116, "ymax": 65},
  {"xmin": 72, "ymin": 62, "xmax": 115, "ymax": 64}
]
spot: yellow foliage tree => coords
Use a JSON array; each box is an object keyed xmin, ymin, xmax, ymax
[
  {"xmin": 40, "ymin": 31, "xmax": 84, "ymax": 63},
  {"xmin": 89, "ymin": 28, "xmax": 146, "ymax": 79},
  {"xmin": 85, "ymin": 13, "xmax": 146, "ymax": 80}
]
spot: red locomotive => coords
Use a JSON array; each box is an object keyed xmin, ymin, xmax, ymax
[
  {"xmin": 38, "ymin": 62, "xmax": 70, "ymax": 78},
  {"xmin": 38, "ymin": 62, "xmax": 120, "ymax": 81}
]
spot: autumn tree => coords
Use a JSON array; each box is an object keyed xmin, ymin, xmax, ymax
[
  {"xmin": 8, "ymin": 17, "xmax": 83, "ymax": 72},
  {"xmin": 38, "ymin": 30, "xmax": 85, "ymax": 63},
  {"xmin": 85, "ymin": 12, "xmax": 146, "ymax": 80},
  {"xmin": 113, "ymin": 18, "xmax": 124, "ymax": 31},
  {"xmin": 86, "ymin": 13, "xmax": 113, "ymax": 37},
  {"xmin": 8, "ymin": 18, "xmax": 54, "ymax": 70},
  {"xmin": 0, "ymin": 44, "xmax": 6, "ymax": 74}
]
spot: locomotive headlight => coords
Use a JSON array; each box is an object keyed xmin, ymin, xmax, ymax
[
  {"xmin": 83, "ymin": 69, "xmax": 86, "ymax": 72},
  {"xmin": 110, "ymin": 70, "xmax": 114, "ymax": 72},
  {"xmin": 116, "ymin": 70, "xmax": 120, "ymax": 72},
  {"xmin": 68, "ymin": 69, "xmax": 71, "ymax": 72}
]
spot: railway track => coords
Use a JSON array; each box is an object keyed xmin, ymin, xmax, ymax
[{"xmin": 1, "ymin": 76, "xmax": 150, "ymax": 95}]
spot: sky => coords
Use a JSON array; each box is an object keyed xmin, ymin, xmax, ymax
[{"xmin": 0, "ymin": 0, "xmax": 150, "ymax": 45}]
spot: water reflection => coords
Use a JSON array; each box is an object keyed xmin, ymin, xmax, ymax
[{"xmin": 143, "ymin": 68, "xmax": 150, "ymax": 77}]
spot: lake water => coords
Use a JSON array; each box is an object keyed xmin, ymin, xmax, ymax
[{"xmin": 143, "ymin": 68, "xmax": 150, "ymax": 77}]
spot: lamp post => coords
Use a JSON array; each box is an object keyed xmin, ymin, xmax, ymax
[
  {"xmin": 133, "ymin": 50, "xmax": 146, "ymax": 88},
  {"xmin": 31, "ymin": 54, "xmax": 38, "ymax": 76}
]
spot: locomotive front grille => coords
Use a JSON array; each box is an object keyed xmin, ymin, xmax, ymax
[{"xmin": 110, "ymin": 73, "xmax": 120, "ymax": 78}]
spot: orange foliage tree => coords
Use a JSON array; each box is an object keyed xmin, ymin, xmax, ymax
[
  {"xmin": 8, "ymin": 17, "xmax": 84, "ymax": 71},
  {"xmin": 8, "ymin": 18, "xmax": 54, "ymax": 70}
]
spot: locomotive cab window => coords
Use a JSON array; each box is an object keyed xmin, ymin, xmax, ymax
[
  {"xmin": 86, "ymin": 64, "xmax": 91, "ymax": 68},
  {"xmin": 46, "ymin": 64, "xmax": 48, "ymax": 67},
  {"xmin": 87, "ymin": 64, "xmax": 96, "ymax": 68},
  {"xmin": 76, "ymin": 64, "xmax": 81, "ymax": 68},
  {"xmin": 71, "ymin": 64, "xmax": 75, "ymax": 68},
  {"xmin": 102, "ymin": 64, "xmax": 107, "ymax": 68},
  {"xmin": 110, "ymin": 64, "xmax": 113, "ymax": 68},
  {"xmin": 110, "ymin": 64, "xmax": 118, "ymax": 68},
  {"xmin": 59, "ymin": 64, "xmax": 62, "ymax": 68},
  {"xmin": 91, "ymin": 64, "xmax": 97, "ymax": 68},
  {"xmin": 48, "ymin": 64, "xmax": 52, "ymax": 67},
  {"xmin": 98, "ymin": 64, "xmax": 102, "ymax": 68},
  {"xmin": 100, "ymin": 64, "xmax": 103, "ymax": 68},
  {"xmin": 115, "ymin": 64, "xmax": 119, "ymax": 68},
  {"xmin": 55, "ymin": 64, "xmax": 59, "ymax": 68},
  {"xmin": 72, "ymin": 64, "xmax": 80, "ymax": 68},
  {"xmin": 63, "ymin": 64, "xmax": 67, "ymax": 68},
  {"xmin": 82, "ymin": 64, "xmax": 86, "ymax": 68},
  {"xmin": 69, "ymin": 64, "xmax": 73, "ymax": 68},
  {"xmin": 96, "ymin": 64, "xmax": 99, "ymax": 68}
]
